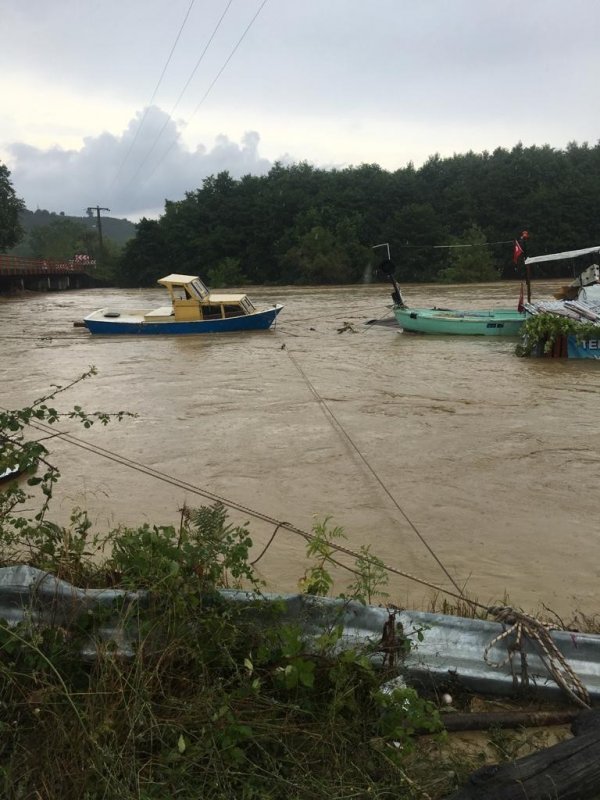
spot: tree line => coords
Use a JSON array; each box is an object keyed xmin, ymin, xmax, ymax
[
  {"xmin": 3, "ymin": 140, "xmax": 600, "ymax": 287},
  {"xmin": 119, "ymin": 141, "xmax": 600, "ymax": 287}
]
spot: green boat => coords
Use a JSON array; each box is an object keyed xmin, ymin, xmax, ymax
[
  {"xmin": 374, "ymin": 245, "xmax": 526, "ymax": 336},
  {"xmin": 394, "ymin": 305, "xmax": 526, "ymax": 336}
]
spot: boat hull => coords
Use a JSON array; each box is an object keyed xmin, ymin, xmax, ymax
[
  {"xmin": 84, "ymin": 305, "xmax": 283, "ymax": 335},
  {"xmin": 0, "ymin": 454, "xmax": 31, "ymax": 484},
  {"xmin": 394, "ymin": 306, "xmax": 525, "ymax": 336},
  {"xmin": 0, "ymin": 466, "xmax": 22, "ymax": 483}
]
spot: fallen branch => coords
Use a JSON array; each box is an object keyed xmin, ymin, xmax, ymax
[{"xmin": 429, "ymin": 709, "xmax": 578, "ymax": 734}]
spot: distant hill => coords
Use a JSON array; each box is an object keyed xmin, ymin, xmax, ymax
[{"xmin": 19, "ymin": 208, "xmax": 136, "ymax": 246}]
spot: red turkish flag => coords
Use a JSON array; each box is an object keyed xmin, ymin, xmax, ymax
[{"xmin": 513, "ymin": 239, "xmax": 524, "ymax": 264}]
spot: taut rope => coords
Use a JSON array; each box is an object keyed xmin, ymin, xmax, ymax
[{"xmin": 22, "ymin": 409, "xmax": 591, "ymax": 707}]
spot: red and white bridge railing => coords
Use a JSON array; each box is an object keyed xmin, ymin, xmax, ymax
[{"xmin": 0, "ymin": 254, "xmax": 96, "ymax": 275}]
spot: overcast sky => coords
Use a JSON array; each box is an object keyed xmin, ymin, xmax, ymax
[{"xmin": 2, "ymin": 0, "xmax": 599, "ymax": 221}]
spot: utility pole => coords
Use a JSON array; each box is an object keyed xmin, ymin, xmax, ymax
[{"xmin": 87, "ymin": 205, "xmax": 110, "ymax": 262}]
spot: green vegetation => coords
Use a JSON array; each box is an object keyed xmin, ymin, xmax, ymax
[
  {"xmin": 0, "ymin": 163, "xmax": 25, "ymax": 252},
  {"xmin": 4, "ymin": 376, "xmax": 590, "ymax": 797},
  {"xmin": 116, "ymin": 141, "xmax": 600, "ymax": 287},
  {"xmin": 516, "ymin": 313, "xmax": 600, "ymax": 356},
  {"xmin": 1, "ymin": 204, "xmax": 133, "ymax": 288},
  {"xmin": 438, "ymin": 225, "xmax": 499, "ymax": 283},
  {"xmin": 14, "ymin": 207, "xmax": 136, "ymax": 248},
  {"xmin": 8, "ymin": 208, "xmax": 134, "ymax": 282},
  {"xmin": 0, "ymin": 375, "xmax": 462, "ymax": 799},
  {"xmin": 5, "ymin": 141, "xmax": 600, "ymax": 287},
  {"xmin": 206, "ymin": 256, "xmax": 246, "ymax": 288},
  {"xmin": 117, "ymin": 217, "xmax": 169, "ymax": 287}
]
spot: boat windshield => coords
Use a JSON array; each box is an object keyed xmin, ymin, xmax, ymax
[{"xmin": 188, "ymin": 278, "xmax": 209, "ymax": 300}]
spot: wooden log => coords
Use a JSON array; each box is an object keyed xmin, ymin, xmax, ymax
[
  {"xmin": 432, "ymin": 709, "xmax": 578, "ymax": 734},
  {"xmin": 445, "ymin": 709, "xmax": 600, "ymax": 800}
]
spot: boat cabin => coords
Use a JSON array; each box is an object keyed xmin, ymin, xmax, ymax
[{"xmin": 144, "ymin": 274, "xmax": 256, "ymax": 322}]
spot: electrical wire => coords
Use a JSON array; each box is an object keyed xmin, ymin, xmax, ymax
[
  {"xmin": 138, "ymin": 0, "xmax": 269, "ymax": 188},
  {"xmin": 121, "ymin": 0, "xmax": 236, "ymax": 192},
  {"xmin": 109, "ymin": 0, "xmax": 198, "ymax": 193},
  {"xmin": 394, "ymin": 240, "xmax": 513, "ymax": 250},
  {"xmin": 14, "ymin": 419, "xmax": 589, "ymax": 707}
]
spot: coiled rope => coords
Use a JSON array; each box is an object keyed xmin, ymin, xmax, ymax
[{"xmin": 484, "ymin": 606, "xmax": 591, "ymax": 708}]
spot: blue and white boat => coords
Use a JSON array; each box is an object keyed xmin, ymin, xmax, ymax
[{"xmin": 84, "ymin": 274, "xmax": 283, "ymax": 335}]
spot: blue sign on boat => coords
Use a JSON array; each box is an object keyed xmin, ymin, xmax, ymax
[{"xmin": 567, "ymin": 336, "xmax": 600, "ymax": 359}]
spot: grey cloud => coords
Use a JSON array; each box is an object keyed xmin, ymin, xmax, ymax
[{"xmin": 9, "ymin": 106, "xmax": 274, "ymax": 219}]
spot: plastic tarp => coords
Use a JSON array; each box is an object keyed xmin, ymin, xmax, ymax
[
  {"xmin": 525, "ymin": 246, "xmax": 600, "ymax": 265},
  {"xmin": 2, "ymin": 565, "xmax": 600, "ymax": 701}
]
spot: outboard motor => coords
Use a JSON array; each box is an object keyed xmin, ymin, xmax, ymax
[{"xmin": 378, "ymin": 259, "xmax": 406, "ymax": 308}]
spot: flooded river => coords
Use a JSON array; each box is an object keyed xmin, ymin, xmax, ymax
[{"xmin": 1, "ymin": 281, "xmax": 599, "ymax": 617}]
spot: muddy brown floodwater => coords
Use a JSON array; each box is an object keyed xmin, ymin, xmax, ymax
[{"xmin": 1, "ymin": 281, "xmax": 599, "ymax": 616}]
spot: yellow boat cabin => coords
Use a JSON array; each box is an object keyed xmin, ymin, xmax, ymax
[{"xmin": 146, "ymin": 274, "xmax": 257, "ymax": 323}]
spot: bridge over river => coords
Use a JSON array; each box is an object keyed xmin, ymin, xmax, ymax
[{"xmin": 0, "ymin": 254, "xmax": 97, "ymax": 293}]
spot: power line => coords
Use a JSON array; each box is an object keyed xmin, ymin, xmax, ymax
[
  {"xmin": 138, "ymin": 0, "xmax": 269, "ymax": 189},
  {"xmin": 121, "ymin": 0, "xmax": 236, "ymax": 192},
  {"xmin": 399, "ymin": 240, "xmax": 513, "ymax": 250},
  {"xmin": 188, "ymin": 0, "xmax": 269, "ymax": 125},
  {"xmin": 109, "ymin": 0, "xmax": 198, "ymax": 193}
]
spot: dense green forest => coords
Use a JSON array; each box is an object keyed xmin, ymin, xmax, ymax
[
  {"xmin": 117, "ymin": 141, "xmax": 600, "ymax": 287},
  {"xmin": 4, "ymin": 141, "xmax": 600, "ymax": 286}
]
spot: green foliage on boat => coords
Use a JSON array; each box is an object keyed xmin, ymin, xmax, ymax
[{"xmin": 516, "ymin": 314, "xmax": 600, "ymax": 356}]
